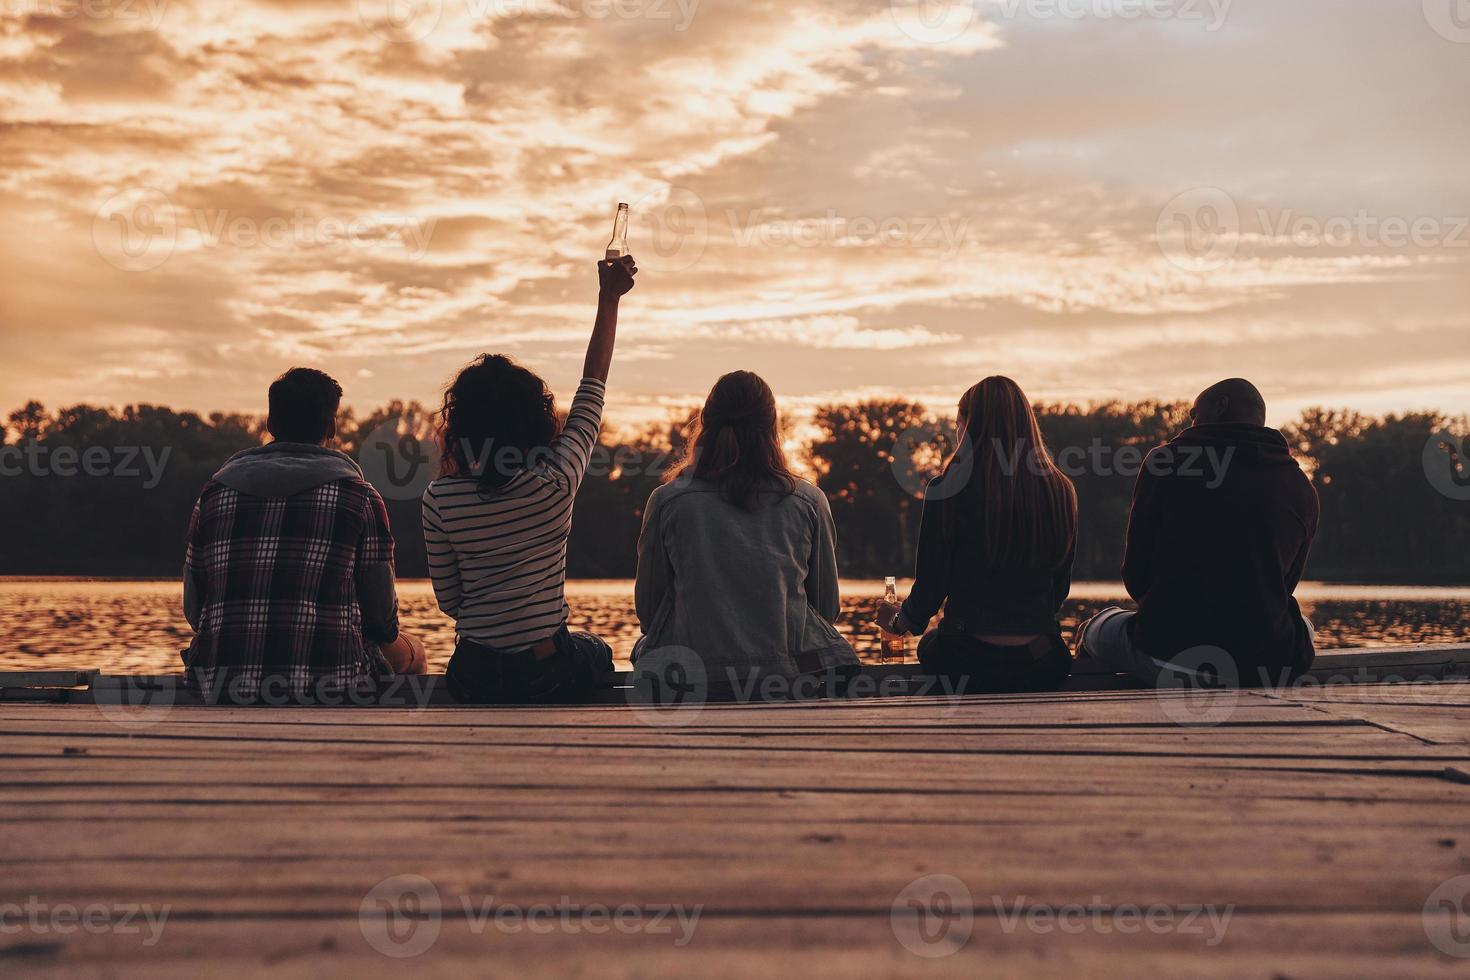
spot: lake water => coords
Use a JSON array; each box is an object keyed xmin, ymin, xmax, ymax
[{"xmin": 1, "ymin": 579, "xmax": 1466, "ymax": 674}]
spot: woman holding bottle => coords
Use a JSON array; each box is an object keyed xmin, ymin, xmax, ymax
[{"xmin": 878, "ymin": 376, "xmax": 1078, "ymax": 692}]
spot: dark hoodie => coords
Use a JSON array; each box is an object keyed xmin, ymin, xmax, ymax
[{"xmin": 1122, "ymin": 423, "xmax": 1319, "ymax": 681}]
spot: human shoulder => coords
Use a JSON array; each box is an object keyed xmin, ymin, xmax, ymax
[
  {"xmin": 646, "ymin": 477, "xmax": 702, "ymax": 509},
  {"xmin": 790, "ymin": 478, "xmax": 827, "ymax": 506},
  {"xmin": 424, "ymin": 475, "xmax": 477, "ymax": 498}
]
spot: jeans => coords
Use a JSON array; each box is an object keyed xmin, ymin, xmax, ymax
[
  {"xmin": 1077, "ymin": 607, "xmax": 1316, "ymax": 688},
  {"xmin": 446, "ymin": 627, "xmax": 613, "ymax": 704},
  {"xmin": 917, "ymin": 630, "xmax": 1073, "ymax": 694}
]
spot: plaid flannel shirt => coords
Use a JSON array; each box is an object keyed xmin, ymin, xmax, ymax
[{"xmin": 183, "ymin": 475, "xmax": 398, "ymax": 701}]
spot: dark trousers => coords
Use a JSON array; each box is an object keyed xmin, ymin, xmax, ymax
[
  {"xmin": 917, "ymin": 631, "xmax": 1073, "ymax": 694},
  {"xmin": 446, "ymin": 627, "xmax": 613, "ymax": 705}
]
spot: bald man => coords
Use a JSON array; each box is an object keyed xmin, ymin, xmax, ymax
[{"xmin": 1079, "ymin": 379, "xmax": 1320, "ymax": 687}]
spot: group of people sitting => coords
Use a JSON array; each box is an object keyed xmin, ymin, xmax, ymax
[{"xmin": 181, "ymin": 255, "xmax": 1320, "ymax": 705}]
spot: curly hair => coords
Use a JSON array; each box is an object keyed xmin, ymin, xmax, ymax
[{"xmin": 437, "ymin": 354, "xmax": 561, "ymax": 492}]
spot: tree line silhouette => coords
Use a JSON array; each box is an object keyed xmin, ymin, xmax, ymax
[{"xmin": 2, "ymin": 397, "xmax": 1466, "ymax": 583}]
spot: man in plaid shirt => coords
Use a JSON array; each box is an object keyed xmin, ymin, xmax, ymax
[{"xmin": 183, "ymin": 368, "xmax": 426, "ymax": 704}]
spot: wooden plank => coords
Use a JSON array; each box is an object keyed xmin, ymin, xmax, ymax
[
  {"xmin": 39, "ymin": 644, "xmax": 1470, "ymax": 707},
  {"xmin": 0, "ymin": 694, "xmax": 1338, "ymax": 728},
  {"xmin": 3, "ymin": 753, "xmax": 1468, "ymax": 807},
  {"xmin": 0, "ymin": 671, "xmax": 97, "ymax": 687},
  {"xmin": 4, "ymin": 915, "xmax": 1464, "ymax": 980},
  {"xmin": 4, "ymin": 729, "xmax": 1458, "ymax": 758},
  {"xmin": 2, "ymin": 683, "xmax": 1468, "ymax": 975}
]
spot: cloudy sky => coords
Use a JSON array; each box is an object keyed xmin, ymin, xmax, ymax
[{"xmin": 2, "ymin": 0, "xmax": 1467, "ymax": 428}]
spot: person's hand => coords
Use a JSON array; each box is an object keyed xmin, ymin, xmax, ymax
[
  {"xmin": 875, "ymin": 600, "xmax": 905, "ymax": 635},
  {"xmin": 599, "ymin": 254, "xmax": 637, "ymax": 298}
]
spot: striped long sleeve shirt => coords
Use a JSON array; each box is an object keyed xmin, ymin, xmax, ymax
[{"xmin": 421, "ymin": 378, "xmax": 605, "ymax": 652}]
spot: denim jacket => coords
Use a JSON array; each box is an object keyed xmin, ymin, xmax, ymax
[{"xmin": 634, "ymin": 476, "xmax": 858, "ymax": 676}]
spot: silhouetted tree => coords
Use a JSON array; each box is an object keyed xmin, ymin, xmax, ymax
[
  {"xmin": 0, "ymin": 397, "xmax": 1464, "ymax": 583},
  {"xmin": 808, "ymin": 400, "xmax": 942, "ymax": 578}
]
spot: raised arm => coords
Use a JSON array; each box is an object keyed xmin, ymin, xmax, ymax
[{"xmin": 584, "ymin": 256, "xmax": 636, "ymax": 383}]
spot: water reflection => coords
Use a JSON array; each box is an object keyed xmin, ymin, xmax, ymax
[{"xmin": 0, "ymin": 579, "xmax": 1464, "ymax": 673}]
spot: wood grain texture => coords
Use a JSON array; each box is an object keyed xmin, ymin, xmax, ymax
[{"xmin": 2, "ymin": 682, "xmax": 1469, "ymax": 977}]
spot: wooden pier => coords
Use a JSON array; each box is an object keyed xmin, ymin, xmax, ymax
[{"xmin": 2, "ymin": 650, "xmax": 1470, "ymax": 976}]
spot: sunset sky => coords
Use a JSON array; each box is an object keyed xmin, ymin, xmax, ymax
[{"xmin": 2, "ymin": 0, "xmax": 1468, "ymax": 429}]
